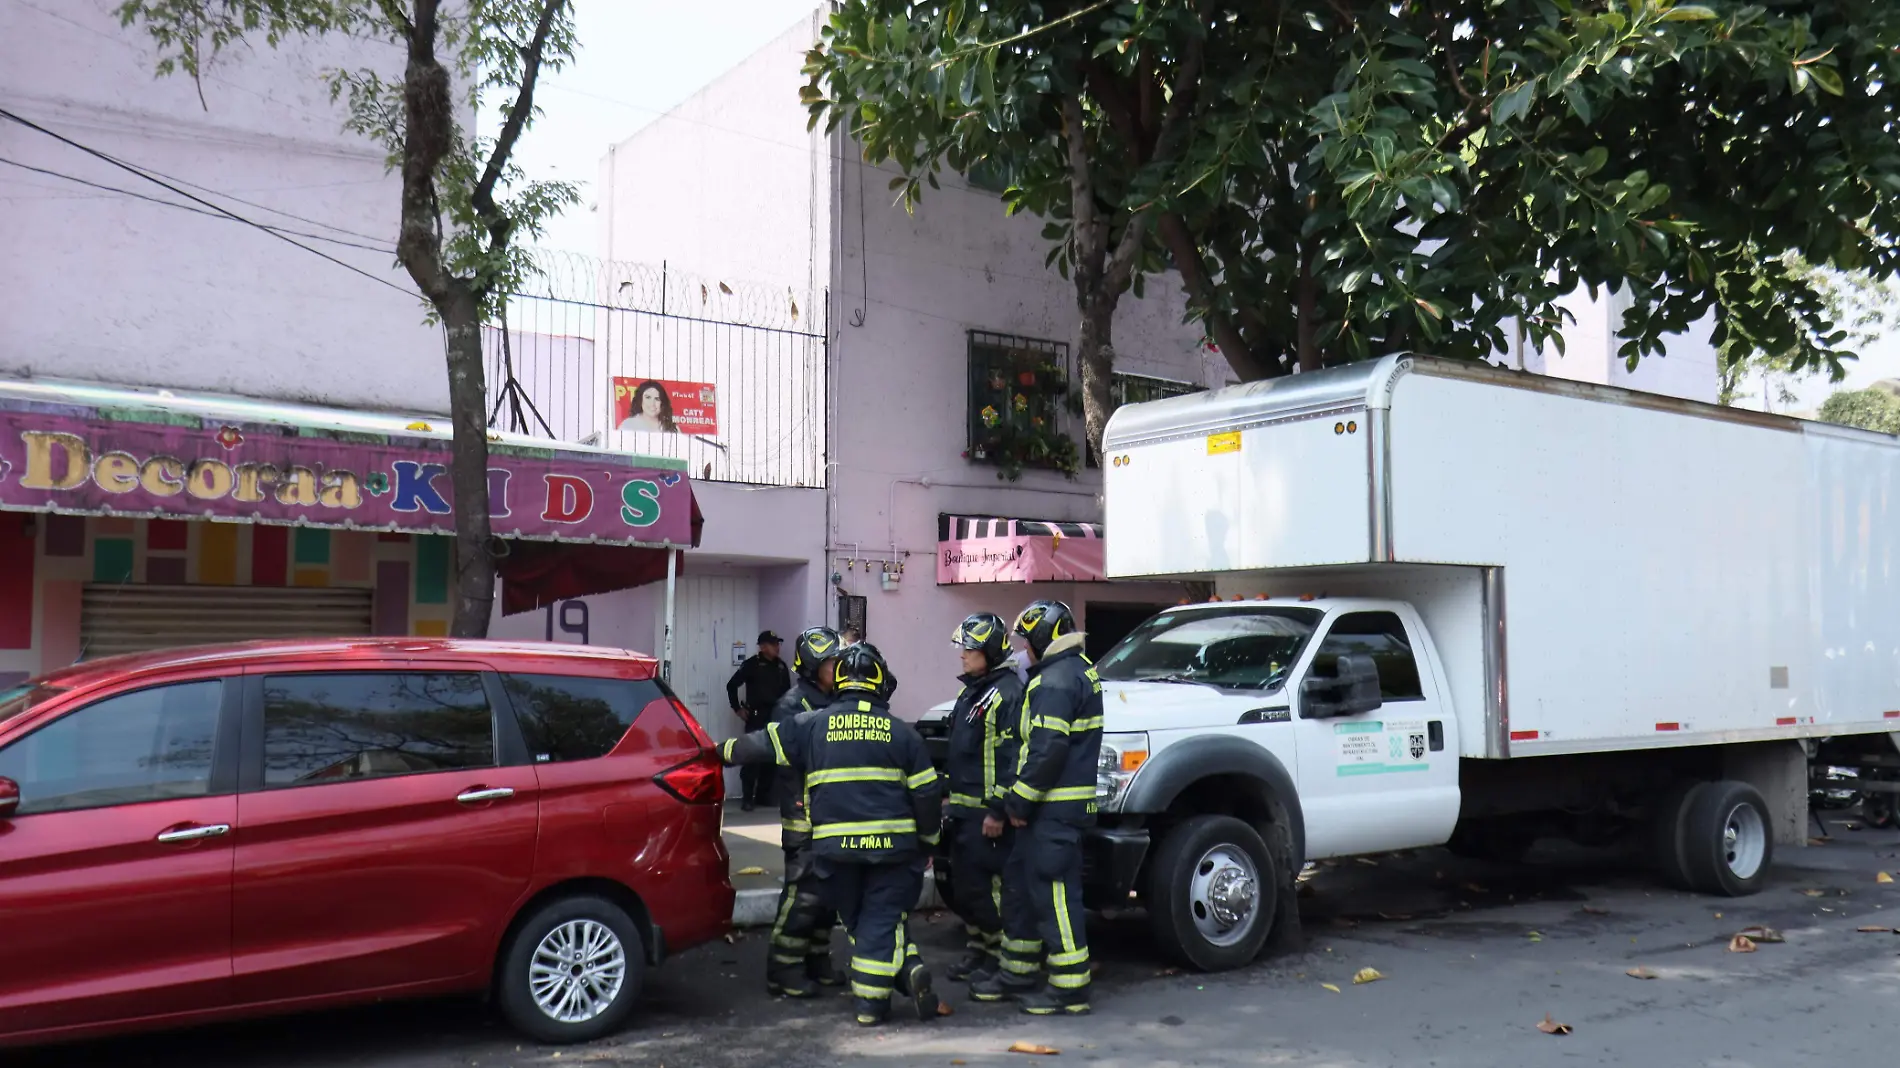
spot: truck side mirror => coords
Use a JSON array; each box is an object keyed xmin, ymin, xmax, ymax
[
  {"xmin": 1301, "ymin": 654, "xmax": 1383, "ymax": 718},
  {"xmin": 0, "ymin": 776, "xmax": 18, "ymax": 820}
]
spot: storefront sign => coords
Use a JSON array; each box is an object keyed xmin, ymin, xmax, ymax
[
  {"xmin": 613, "ymin": 377, "xmax": 718, "ymax": 435},
  {"xmin": 936, "ymin": 519, "xmax": 1107, "ymax": 585},
  {"xmin": 0, "ymin": 411, "xmax": 694, "ymax": 546}
]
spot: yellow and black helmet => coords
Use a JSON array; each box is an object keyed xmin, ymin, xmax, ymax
[
  {"xmin": 951, "ymin": 611, "xmax": 1009, "ymax": 669},
  {"xmin": 791, "ymin": 626, "xmax": 843, "ymax": 682},
  {"xmin": 1011, "ymin": 599, "xmax": 1076, "ymax": 658},
  {"xmin": 834, "ymin": 642, "xmax": 892, "ymax": 695}
]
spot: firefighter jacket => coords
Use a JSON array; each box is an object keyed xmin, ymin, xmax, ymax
[
  {"xmin": 723, "ymin": 694, "xmax": 942, "ymax": 865},
  {"xmin": 769, "ymin": 677, "xmax": 830, "ymax": 836},
  {"xmin": 944, "ymin": 664, "xmax": 1025, "ymax": 820},
  {"xmin": 1003, "ymin": 635, "xmax": 1103, "ymax": 827}
]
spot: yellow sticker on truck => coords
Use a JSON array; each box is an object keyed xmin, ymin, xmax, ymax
[{"xmin": 1206, "ymin": 431, "xmax": 1241, "ymax": 455}]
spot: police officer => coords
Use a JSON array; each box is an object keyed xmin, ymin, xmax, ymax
[
  {"xmin": 761, "ymin": 626, "xmax": 847, "ymax": 997},
  {"xmin": 727, "ymin": 631, "xmax": 792, "ymax": 810},
  {"xmin": 941, "ymin": 612, "xmax": 1026, "ymax": 983},
  {"xmin": 722, "ymin": 643, "xmax": 944, "ymax": 1027},
  {"xmin": 993, "ymin": 600, "xmax": 1101, "ymax": 1016}
]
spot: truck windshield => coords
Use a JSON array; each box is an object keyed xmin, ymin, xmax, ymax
[{"xmin": 1094, "ymin": 606, "xmax": 1324, "ymax": 690}]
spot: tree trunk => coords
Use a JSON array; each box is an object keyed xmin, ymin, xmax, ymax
[
  {"xmin": 1296, "ymin": 243, "xmax": 1320, "ymax": 372},
  {"xmin": 1077, "ymin": 296, "xmax": 1116, "ymax": 461},
  {"xmin": 442, "ymin": 287, "xmax": 495, "ymax": 637}
]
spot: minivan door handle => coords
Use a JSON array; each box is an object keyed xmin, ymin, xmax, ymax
[
  {"xmin": 156, "ymin": 823, "xmax": 231, "ymax": 843},
  {"xmin": 456, "ymin": 787, "xmax": 515, "ymax": 805}
]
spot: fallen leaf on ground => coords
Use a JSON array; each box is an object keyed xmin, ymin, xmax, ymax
[
  {"xmin": 1008, "ymin": 1042, "xmax": 1060, "ymax": 1056},
  {"xmin": 1810, "ymin": 837, "xmax": 1833, "ymax": 845},
  {"xmin": 1462, "ymin": 882, "xmax": 1488, "ymax": 894},
  {"xmin": 1879, "ymin": 872, "xmax": 1895, "ymax": 884},
  {"xmin": 1728, "ymin": 935, "xmax": 1758, "ymax": 953},
  {"xmin": 1535, "ymin": 1014, "xmax": 1572, "ymax": 1036},
  {"xmin": 1713, "ymin": 912, "xmax": 1723, "ymax": 919},
  {"xmin": 1355, "ymin": 857, "xmax": 1380, "ymax": 866},
  {"xmin": 1321, "ymin": 983, "xmax": 1341, "ymax": 993},
  {"xmin": 733, "ymin": 866, "xmax": 767, "ymax": 876},
  {"xmin": 937, "ymin": 1002, "xmax": 955, "ymax": 1016},
  {"xmin": 1857, "ymin": 925, "xmax": 1897, "ymax": 933},
  {"xmin": 1352, "ymin": 967, "xmax": 1385, "ymax": 985},
  {"xmin": 722, "ymin": 932, "xmax": 743, "ymax": 944},
  {"xmin": 1581, "ymin": 907, "xmax": 1611, "ymax": 916},
  {"xmin": 1736, "ymin": 926, "xmax": 1785, "ymax": 944},
  {"xmin": 1155, "ymin": 967, "xmax": 1181, "ymax": 977},
  {"xmin": 1800, "ymin": 889, "xmax": 1827, "ymax": 897},
  {"xmin": 1626, "ymin": 967, "xmax": 1658, "ymax": 980}
]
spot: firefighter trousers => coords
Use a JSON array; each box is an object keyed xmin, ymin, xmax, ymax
[
  {"xmin": 1004, "ymin": 817, "xmax": 1090, "ymax": 999},
  {"xmin": 945, "ymin": 816, "xmax": 1008, "ymax": 966},
  {"xmin": 815, "ymin": 859, "xmax": 926, "ymax": 1007},
  {"xmin": 768, "ymin": 837, "xmax": 837, "ymax": 989}
]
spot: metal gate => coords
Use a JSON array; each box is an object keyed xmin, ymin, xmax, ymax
[{"xmin": 80, "ymin": 585, "xmax": 375, "ymax": 661}]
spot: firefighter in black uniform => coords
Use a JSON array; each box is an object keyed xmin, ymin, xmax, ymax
[
  {"xmin": 761, "ymin": 626, "xmax": 847, "ymax": 997},
  {"xmin": 727, "ymin": 631, "xmax": 793, "ymax": 810},
  {"xmin": 941, "ymin": 612, "xmax": 1027, "ymax": 983},
  {"xmin": 721, "ymin": 643, "xmax": 944, "ymax": 1027},
  {"xmin": 989, "ymin": 600, "xmax": 1101, "ymax": 1015}
]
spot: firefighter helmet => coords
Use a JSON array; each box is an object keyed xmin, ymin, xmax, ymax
[
  {"xmin": 834, "ymin": 642, "xmax": 893, "ymax": 695},
  {"xmin": 791, "ymin": 626, "xmax": 844, "ymax": 682},
  {"xmin": 1011, "ymin": 599, "xmax": 1077, "ymax": 658},
  {"xmin": 951, "ymin": 611, "xmax": 1009, "ymax": 669}
]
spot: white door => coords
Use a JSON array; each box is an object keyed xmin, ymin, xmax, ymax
[
  {"xmin": 1292, "ymin": 608, "xmax": 1461, "ymax": 857},
  {"xmin": 657, "ymin": 575, "xmax": 760, "ymax": 796}
]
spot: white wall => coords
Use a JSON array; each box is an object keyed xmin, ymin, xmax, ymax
[
  {"xmin": 1516, "ymin": 287, "xmax": 1720, "ymax": 403},
  {"xmin": 0, "ymin": 0, "xmax": 446, "ymax": 414}
]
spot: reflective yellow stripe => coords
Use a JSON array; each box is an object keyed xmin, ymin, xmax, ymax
[
  {"xmin": 1000, "ymin": 958, "xmax": 1042, "ymax": 974},
  {"xmin": 851, "ymin": 981, "xmax": 891, "ymax": 999},
  {"xmin": 1003, "ymin": 938, "xmax": 1043, "ymax": 953},
  {"xmin": 1011, "ymin": 780, "xmax": 1045, "ymax": 802},
  {"xmin": 920, "ymin": 831, "xmax": 940, "ymax": 846},
  {"xmin": 948, "ymin": 792, "xmax": 985, "ymax": 808},
  {"xmin": 1043, "ymin": 786, "xmax": 1098, "ymax": 803},
  {"xmin": 1049, "ymin": 947, "xmax": 1090, "ymax": 967},
  {"xmin": 1030, "ymin": 715, "xmax": 1105, "ymax": 735},
  {"xmin": 908, "ymin": 768, "xmax": 939, "ymax": 789},
  {"xmin": 781, "ymin": 817, "xmax": 812, "ymax": 834},
  {"xmin": 990, "ymin": 874, "xmax": 1002, "ymax": 919},
  {"xmin": 766, "ymin": 722, "xmax": 789, "ymax": 766},
  {"xmin": 813, "ymin": 819, "xmax": 916, "ymax": 838},
  {"xmin": 806, "ymin": 767, "xmax": 902, "ymax": 786},
  {"xmin": 1049, "ymin": 972, "xmax": 1092, "ymax": 989},
  {"xmin": 851, "ymin": 955, "xmax": 901, "ymax": 977},
  {"xmin": 720, "ymin": 737, "xmax": 736, "ymax": 762},
  {"xmin": 1054, "ymin": 881, "xmax": 1078, "ymax": 952}
]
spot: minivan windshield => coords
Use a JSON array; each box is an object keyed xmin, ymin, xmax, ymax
[
  {"xmin": 0, "ymin": 684, "xmax": 64, "ymax": 728},
  {"xmin": 1094, "ymin": 606, "xmax": 1324, "ymax": 691}
]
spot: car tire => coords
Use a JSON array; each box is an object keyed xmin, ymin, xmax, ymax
[
  {"xmin": 1681, "ymin": 780, "xmax": 1774, "ymax": 897},
  {"xmin": 498, "ymin": 895, "xmax": 647, "ymax": 1044},
  {"xmin": 1145, "ymin": 815, "xmax": 1278, "ymax": 972},
  {"xmin": 1649, "ymin": 779, "xmax": 1707, "ymax": 892}
]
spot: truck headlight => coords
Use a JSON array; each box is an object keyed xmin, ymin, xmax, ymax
[{"xmin": 1096, "ymin": 732, "xmax": 1149, "ymax": 811}]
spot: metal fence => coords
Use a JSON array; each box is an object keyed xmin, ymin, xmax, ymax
[{"xmin": 484, "ymin": 251, "xmax": 828, "ymax": 489}]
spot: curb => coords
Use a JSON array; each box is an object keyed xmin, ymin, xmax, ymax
[{"xmin": 730, "ymin": 868, "xmax": 944, "ymax": 927}]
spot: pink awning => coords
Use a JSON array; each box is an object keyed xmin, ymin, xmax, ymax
[{"xmin": 936, "ymin": 514, "xmax": 1106, "ymax": 585}]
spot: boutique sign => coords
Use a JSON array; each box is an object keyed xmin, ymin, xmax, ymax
[{"xmin": 0, "ymin": 410, "xmax": 694, "ymax": 547}]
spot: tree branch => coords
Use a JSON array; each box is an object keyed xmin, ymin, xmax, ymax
[
  {"xmin": 396, "ymin": 0, "xmax": 453, "ymax": 304},
  {"xmin": 1158, "ymin": 210, "xmax": 1273, "ymax": 379},
  {"xmin": 473, "ymin": 0, "xmax": 564, "ymax": 211}
]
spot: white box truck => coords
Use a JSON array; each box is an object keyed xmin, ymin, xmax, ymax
[{"xmin": 1084, "ymin": 354, "xmax": 1900, "ymax": 971}]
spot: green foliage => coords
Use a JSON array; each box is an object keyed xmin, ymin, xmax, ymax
[
  {"xmin": 117, "ymin": 0, "xmax": 579, "ymax": 316},
  {"xmin": 1716, "ymin": 253, "xmax": 1895, "ymax": 406},
  {"xmin": 1818, "ymin": 388, "xmax": 1900, "ymax": 435},
  {"xmin": 807, "ymin": 0, "xmax": 1900, "ymax": 386}
]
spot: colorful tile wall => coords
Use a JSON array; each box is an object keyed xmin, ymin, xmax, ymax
[
  {"xmin": 0, "ymin": 514, "xmax": 33, "ymax": 650},
  {"xmin": 198, "ymin": 522, "xmax": 240, "ymax": 585},
  {"xmin": 252, "ymin": 526, "xmax": 289, "ymax": 587}
]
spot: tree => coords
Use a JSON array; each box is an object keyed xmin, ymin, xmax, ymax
[
  {"xmin": 1715, "ymin": 254, "xmax": 1896, "ymax": 408},
  {"xmin": 1818, "ymin": 387, "xmax": 1900, "ymax": 435},
  {"xmin": 118, "ymin": 0, "xmax": 579, "ymax": 636},
  {"xmin": 807, "ymin": 1, "xmax": 1900, "ymax": 456}
]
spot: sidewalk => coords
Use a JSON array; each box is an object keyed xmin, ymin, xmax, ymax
[{"xmin": 721, "ymin": 800, "xmax": 941, "ymax": 926}]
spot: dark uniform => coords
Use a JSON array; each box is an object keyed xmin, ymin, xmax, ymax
[
  {"xmin": 941, "ymin": 613, "xmax": 1026, "ymax": 982},
  {"xmin": 998, "ymin": 600, "xmax": 1101, "ymax": 1016},
  {"xmin": 722, "ymin": 643, "xmax": 943, "ymax": 1027},
  {"xmin": 762, "ymin": 628, "xmax": 846, "ymax": 996},
  {"xmin": 726, "ymin": 632, "xmax": 792, "ymax": 809}
]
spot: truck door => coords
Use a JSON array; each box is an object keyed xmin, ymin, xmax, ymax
[{"xmin": 1292, "ymin": 609, "xmax": 1460, "ymax": 857}]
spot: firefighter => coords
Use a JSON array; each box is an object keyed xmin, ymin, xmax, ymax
[
  {"xmin": 984, "ymin": 599, "xmax": 1101, "ymax": 1016},
  {"xmin": 721, "ymin": 643, "xmax": 944, "ymax": 1027},
  {"xmin": 941, "ymin": 612, "xmax": 1026, "ymax": 983},
  {"xmin": 762, "ymin": 626, "xmax": 847, "ymax": 998}
]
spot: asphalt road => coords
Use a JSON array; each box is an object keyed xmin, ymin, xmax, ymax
[{"xmin": 21, "ymin": 820, "xmax": 1900, "ymax": 1068}]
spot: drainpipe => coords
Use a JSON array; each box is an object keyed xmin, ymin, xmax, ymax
[{"xmin": 662, "ymin": 544, "xmax": 677, "ymax": 686}]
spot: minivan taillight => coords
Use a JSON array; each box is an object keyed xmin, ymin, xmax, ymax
[{"xmin": 656, "ymin": 756, "xmax": 723, "ymax": 805}]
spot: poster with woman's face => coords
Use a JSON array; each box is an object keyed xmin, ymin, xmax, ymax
[{"xmin": 613, "ymin": 378, "xmax": 718, "ymax": 435}]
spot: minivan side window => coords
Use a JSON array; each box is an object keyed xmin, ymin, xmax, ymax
[
  {"xmin": 261, "ymin": 673, "xmax": 494, "ymax": 787},
  {"xmin": 502, "ymin": 674, "xmax": 663, "ymax": 763},
  {"xmin": 0, "ymin": 680, "xmax": 222, "ymax": 815},
  {"xmin": 1310, "ymin": 612, "xmax": 1425, "ymax": 700}
]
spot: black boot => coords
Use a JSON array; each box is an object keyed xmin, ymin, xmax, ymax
[
  {"xmin": 945, "ymin": 948, "xmax": 992, "ymax": 982},
  {"xmin": 766, "ymin": 962, "xmax": 818, "ymax": 999},
  {"xmin": 853, "ymin": 997, "xmax": 891, "ymax": 1027},
  {"xmin": 904, "ymin": 962, "xmax": 940, "ymax": 1021},
  {"xmin": 968, "ymin": 971, "xmax": 1037, "ymax": 1003},
  {"xmin": 806, "ymin": 954, "xmax": 846, "ymax": 987},
  {"xmin": 1019, "ymin": 986, "xmax": 1091, "ymax": 1016}
]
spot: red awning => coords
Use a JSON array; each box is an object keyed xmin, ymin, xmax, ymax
[
  {"xmin": 498, "ymin": 493, "xmax": 704, "ymax": 615},
  {"xmin": 936, "ymin": 513, "xmax": 1105, "ymax": 585}
]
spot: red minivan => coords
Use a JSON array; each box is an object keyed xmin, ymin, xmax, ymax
[{"xmin": 0, "ymin": 638, "xmax": 733, "ymax": 1048}]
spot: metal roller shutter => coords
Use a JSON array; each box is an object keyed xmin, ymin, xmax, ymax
[{"xmin": 80, "ymin": 585, "xmax": 375, "ymax": 661}]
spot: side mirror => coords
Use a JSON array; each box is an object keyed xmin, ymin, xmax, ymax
[
  {"xmin": 0, "ymin": 776, "xmax": 18, "ymax": 820},
  {"xmin": 1301, "ymin": 654, "xmax": 1383, "ymax": 718}
]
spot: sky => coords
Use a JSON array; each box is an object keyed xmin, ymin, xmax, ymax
[
  {"xmin": 493, "ymin": 0, "xmax": 1900, "ymax": 415},
  {"xmin": 494, "ymin": 0, "xmax": 818, "ymax": 259}
]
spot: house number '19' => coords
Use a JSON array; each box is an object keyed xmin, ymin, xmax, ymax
[{"xmin": 543, "ymin": 600, "xmax": 590, "ymax": 645}]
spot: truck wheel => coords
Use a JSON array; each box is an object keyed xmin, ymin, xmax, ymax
[
  {"xmin": 1145, "ymin": 815, "xmax": 1278, "ymax": 972},
  {"xmin": 1681, "ymin": 780, "xmax": 1774, "ymax": 897},
  {"xmin": 1649, "ymin": 779, "xmax": 1707, "ymax": 891},
  {"xmin": 497, "ymin": 895, "xmax": 646, "ymax": 1044}
]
